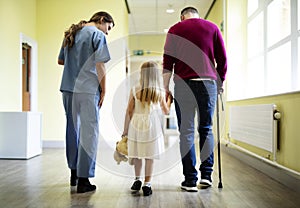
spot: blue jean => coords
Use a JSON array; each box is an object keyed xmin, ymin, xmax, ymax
[
  {"xmin": 62, "ymin": 92, "xmax": 100, "ymax": 178},
  {"xmin": 174, "ymin": 80, "xmax": 217, "ymax": 183}
]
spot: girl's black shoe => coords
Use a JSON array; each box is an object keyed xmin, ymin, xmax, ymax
[
  {"xmin": 131, "ymin": 180, "xmax": 142, "ymax": 192},
  {"xmin": 142, "ymin": 186, "xmax": 152, "ymax": 196}
]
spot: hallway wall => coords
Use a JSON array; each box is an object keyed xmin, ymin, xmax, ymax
[
  {"xmin": 0, "ymin": 0, "xmax": 129, "ymax": 146},
  {"xmin": 1, "ymin": 0, "xmax": 299, "ymax": 175},
  {"xmin": 36, "ymin": 0, "xmax": 129, "ymax": 144},
  {"xmin": 224, "ymin": 0, "xmax": 300, "ymax": 173},
  {"xmin": 0, "ymin": 0, "xmax": 37, "ymax": 111}
]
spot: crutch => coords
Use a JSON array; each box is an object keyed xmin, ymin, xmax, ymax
[{"xmin": 216, "ymin": 92, "xmax": 224, "ymax": 188}]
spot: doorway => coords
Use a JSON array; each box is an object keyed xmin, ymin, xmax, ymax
[
  {"xmin": 22, "ymin": 43, "xmax": 31, "ymax": 111},
  {"xmin": 20, "ymin": 34, "xmax": 37, "ymax": 112}
]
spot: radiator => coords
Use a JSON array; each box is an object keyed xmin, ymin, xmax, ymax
[{"xmin": 229, "ymin": 104, "xmax": 280, "ymax": 157}]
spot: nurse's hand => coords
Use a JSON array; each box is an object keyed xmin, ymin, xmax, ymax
[{"xmin": 99, "ymin": 92, "xmax": 105, "ymax": 107}]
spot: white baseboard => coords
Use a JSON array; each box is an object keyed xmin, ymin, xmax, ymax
[
  {"xmin": 223, "ymin": 143, "xmax": 300, "ymax": 193},
  {"xmin": 42, "ymin": 140, "xmax": 65, "ymax": 148}
]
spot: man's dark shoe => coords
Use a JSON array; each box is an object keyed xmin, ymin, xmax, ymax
[
  {"xmin": 181, "ymin": 181, "xmax": 198, "ymax": 192},
  {"xmin": 199, "ymin": 178, "xmax": 212, "ymax": 187},
  {"xmin": 199, "ymin": 175, "xmax": 212, "ymax": 187}
]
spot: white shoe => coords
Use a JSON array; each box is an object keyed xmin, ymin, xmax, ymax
[{"xmin": 199, "ymin": 179, "xmax": 212, "ymax": 187}]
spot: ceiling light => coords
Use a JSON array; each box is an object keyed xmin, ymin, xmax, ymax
[
  {"xmin": 166, "ymin": 4, "xmax": 174, "ymax": 14},
  {"xmin": 166, "ymin": 8, "xmax": 174, "ymax": 13}
]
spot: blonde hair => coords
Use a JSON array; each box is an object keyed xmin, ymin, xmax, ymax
[{"xmin": 138, "ymin": 61, "xmax": 164, "ymax": 105}]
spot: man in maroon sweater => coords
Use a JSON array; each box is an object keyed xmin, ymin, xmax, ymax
[{"xmin": 163, "ymin": 7, "xmax": 227, "ymax": 192}]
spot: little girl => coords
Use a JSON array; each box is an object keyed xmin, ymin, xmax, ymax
[{"xmin": 122, "ymin": 61, "xmax": 172, "ymax": 196}]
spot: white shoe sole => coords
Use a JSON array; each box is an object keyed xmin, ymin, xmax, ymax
[
  {"xmin": 181, "ymin": 185, "xmax": 198, "ymax": 192},
  {"xmin": 199, "ymin": 179, "xmax": 212, "ymax": 187}
]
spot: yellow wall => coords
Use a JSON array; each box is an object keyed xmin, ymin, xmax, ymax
[
  {"xmin": 0, "ymin": 0, "xmax": 36, "ymax": 110},
  {"xmin": 227, "ymin": 93, "xmax": 300, "ymax": 172},
  {"xmin": 0, "ymin": 0, "xmax": 128, "ymax": 142},
  {"xmin": 129, "ymin": 34, "xmax": 166, "ymax": 56},
  {"xmin": 206, "ymin": 0, "xmax": 224, "ymax": 30},
  {"xmin": 1, "ymin": 0, "xmax": 299, "ymax": 174},
  {"xmin": 128, "ymin": 0, "xmax": 226, "ymax": 60},
  {"xmin": 223, "ymin": 0, "xmax": 300, "ymax": 173},
  {"xmin": 36, "ymin": 0, "xmax": 128, "ymax": 141}
]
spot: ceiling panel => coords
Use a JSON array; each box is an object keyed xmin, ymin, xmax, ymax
[{"xmin": 127, "ymin": 0, "xmax": 214, "ymax": 34}]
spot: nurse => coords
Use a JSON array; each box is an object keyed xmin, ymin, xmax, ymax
[{"xmin": 58, "ymin": 11, "xmax": 114, "ymax": 193}]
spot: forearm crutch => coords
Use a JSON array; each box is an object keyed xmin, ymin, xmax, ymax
[{"xmin": 217, "ymin": 92, "xmax": 224, "ymax": 188}]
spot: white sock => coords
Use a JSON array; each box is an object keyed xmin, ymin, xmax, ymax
[
  {"xmin": 135, "ymin": 177, "xmax": 141, "ymax": 181},
  {"xmin": 143, "ymin": 182, "xmax": 151, "ymax": 187}
]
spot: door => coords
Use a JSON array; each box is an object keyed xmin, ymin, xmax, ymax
[{"xmin": 22, "ymin": 43, "xmax": 31, "ymax": 111}]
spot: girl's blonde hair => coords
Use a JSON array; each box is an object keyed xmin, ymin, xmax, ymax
[{"xmin": 138, "ymin": 61, "xmax": 164, "ymax": 105}]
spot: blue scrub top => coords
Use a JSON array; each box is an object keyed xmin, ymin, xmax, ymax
[{"xmin": 58, "ymin": 25, "xmax": 111, "ymax": 95}]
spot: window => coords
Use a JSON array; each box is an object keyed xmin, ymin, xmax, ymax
[
  {"xmin": 298, "ymin": 0, "xmax": 300, "ymax": 30},
  {"xmin": 248, "ymin": 0, "xmax": 259, "ymax": 17},
  {"xmin": 248, "ymin": 12, "xmax": 264, "ymax": 58},
  {"xmin": 267, "ymin": 0, "xmax": 291, "ymax": 47},
  {"xmin": 227, "ymin": 0, "xmax": 299, "ymax": 100},
  {"xmin": 298, "ymin": 37, "xmax": 300, "ymax": 89},
  {"xmin": 267, "ymin": 42, "xmax": 291, "ymax": 94},
  {"xmin": 246, "ymin": 56, "xmax": 264, "ymax": 97}
]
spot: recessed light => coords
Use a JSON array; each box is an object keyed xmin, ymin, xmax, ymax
[
  {"xmin": 166, "ymin": 4, "xmax": 174, "ymax": 14},
  {"xmin": 166, "ymin": 8, "xmax": 174, "ymax": 13}
]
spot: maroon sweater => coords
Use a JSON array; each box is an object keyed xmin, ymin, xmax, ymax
[{"xmin": 163, "ymin": 18, "xmax": 227, "ymax": 82}]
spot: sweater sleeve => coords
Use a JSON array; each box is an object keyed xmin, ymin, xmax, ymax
[
  {"xmin": 163, "ymin": 32, "xmax": 176, "ymax": 74},
  {"xmin": 214, "ymin": 28, "xmax": 227, "ymax": 82}
]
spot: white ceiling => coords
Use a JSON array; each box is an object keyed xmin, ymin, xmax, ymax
[{"xmin": 126, "ymin": 0, "xmax": 214, "ymax": 35}]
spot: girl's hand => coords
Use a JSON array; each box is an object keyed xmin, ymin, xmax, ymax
[{"xmin": 167, "ymin": 92, "xmax": 173, "ymax": 108}]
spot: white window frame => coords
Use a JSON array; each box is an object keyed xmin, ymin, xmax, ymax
[{"xmin": 227, "ymin": 0, "xmax": 299, "ymax": 101}]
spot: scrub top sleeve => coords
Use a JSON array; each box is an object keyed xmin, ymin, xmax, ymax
[
  {"xmin": 58, "ymin": 42, "xmax": 65, "ymax": 61},
  {"xmin": 92, "ymin": 31, "xmax": 111, "ymax": 63}
]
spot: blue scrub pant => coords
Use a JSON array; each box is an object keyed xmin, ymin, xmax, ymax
[
  {"xmin": 62, "ymin": 92, "xmax": 100, "ymax": 178},
  {"xmin": 174, "ymin": 80, "xmax": 217, "ymax": 183}
]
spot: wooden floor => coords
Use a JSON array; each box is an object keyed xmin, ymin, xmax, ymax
[{"xmin": 1, "ymin": 140, "xmax": 300, "ymax": 208}]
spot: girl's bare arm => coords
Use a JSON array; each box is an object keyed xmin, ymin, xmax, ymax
[
  {"xmin": 160, "ymin": 93, "xmax": 173, "ymax": 115},
  {"xmin": 122, "ymin": 90, "xmax": 135, "ymax": 136}
]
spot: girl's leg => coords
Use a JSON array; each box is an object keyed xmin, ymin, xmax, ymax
[
  {"xmin": 134, "ymin": 158, "xmax": 142, "ymax": 178},
  {"xmin": 143, "ymin": 159, "xmax": 154, "ymax": 196},
  {"xmin": 131, "ymin": 158, "xmax": 142, "ymax": 192},
  {"xmin": 144, "ymin": 159, "xmax": 154, "ymax": 183}
]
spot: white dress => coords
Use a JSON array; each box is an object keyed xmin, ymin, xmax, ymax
[{"xmin": 127, "ymin": 87, "xmax": 165, "ymax": 159}]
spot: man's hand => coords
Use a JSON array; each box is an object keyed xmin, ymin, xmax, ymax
[{"xmin": 218, "ymin": 86, "xmax": 224, "ymax": 95}]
